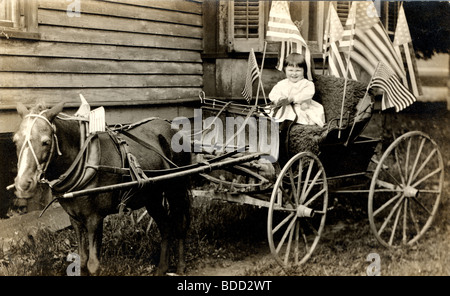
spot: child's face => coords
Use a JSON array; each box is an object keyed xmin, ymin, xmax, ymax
[{"xmin": 285, "ymin": 65, "xmax": 304, "ymax": 83}]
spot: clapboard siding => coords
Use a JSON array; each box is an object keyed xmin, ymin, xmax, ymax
[
  {"xmin": 0, "ymin": 0, "xmax": 203, "ymax": 110},
  {"xmin": 39, "ymin": 0, "xmax": 202, "ymax": 26},
  {"xmin": 0, "ymin": 88, "xmax": 202, "ymax": 108},
  {"xmin": 0, "ymin": 73, "xmax": 202, "ymax": 88},
  {"xmin": 0, "ymin": 39, "xmax": 202, "ymax": 62},
  {"xmin": 100, "ymin": 0, "xmax": 203, "ymax": 15},
  {"xmin": 38, "ymin": 9, "xmax": 203, "ymax": 39},
  {"xmin": 38, "ymin": 25, "xmax": 202, "ymax": 49},
  {"xmin": 0, "ymin": 56, "xmax": 203, "ymax": 74}
]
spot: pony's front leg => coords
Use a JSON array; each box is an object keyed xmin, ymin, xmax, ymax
[
  {"xmin": 70, "ymin": 216, "xmax": 89, "ymax": 275},
  {"xmin": 86, "ymin": 215, "xmax": 104, "ymax": 275},
  {"xmin": 176, "ymin": 239, "xmax": 186, "ymax": 274}
]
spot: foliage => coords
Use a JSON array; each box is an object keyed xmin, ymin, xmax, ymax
[{"xmin": 404, "ymin": 1, "xmax": 450, "ymax": 59}]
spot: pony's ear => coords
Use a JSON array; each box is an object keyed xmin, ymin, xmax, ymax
[
  {"xmin": 16, "ymin": 102, "xmax": 30, "ymax": 118},
  {"xmin": 46, "ymin": 102, "xmax": 65, "ymax": 121}
]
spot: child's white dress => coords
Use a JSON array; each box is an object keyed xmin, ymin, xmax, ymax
[{"xmin": 269, "ymin": 79, "xmax": 325, "ymax": 127}]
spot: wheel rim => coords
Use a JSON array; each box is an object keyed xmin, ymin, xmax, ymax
[
  {"xmin": 368, "ymin": 131, "xmax": 444, "ymax": 248},
  {"xmin": 268, "ymin": 152, "xmax": 328, "ymax": 267}
]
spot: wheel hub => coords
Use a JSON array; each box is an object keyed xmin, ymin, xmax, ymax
[
  {"xmin": 403, "ymin": 185, "xmax": 418, "ymax": 198},
  {"xmin": 297, "ymin": 205, "xmax": 315, "ymax": 218}
]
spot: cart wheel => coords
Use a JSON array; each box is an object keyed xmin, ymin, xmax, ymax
[
  {"xmin": 368, "ymin": 131, "xmax": 444, "ymax": 248},
  {"xmin": 267, "ymin": 152, "xmax": 328, "ymax": 267}
]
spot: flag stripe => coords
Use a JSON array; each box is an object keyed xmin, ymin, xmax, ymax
[
  {"xmin": 372, "ymin": 25, "xmax": 405, "ymax": 75},
  {"xmin": 369, "ymin": 62, "xmax": 416, "ymax": 112},
  {"xmin": 266, "ymin": 1, "xmax": 312, "ymax": 80},
  {"xmin": 353, "ymin": 26, "xmax": 405, "ymax": 78},
  {"xmin": 351, "ymin": 50, "xmax": 376, "ymax": 76},
  {"xmin": 241, "ymin": 49, "xmax": 260, "ymax": 103},
  {"xmin": 403, "ymin": 43, "xmax": 419, "ymax": 96},
  {"xmin": 393, "ymin": 4, "xmax": 421, "ymax": 96}
]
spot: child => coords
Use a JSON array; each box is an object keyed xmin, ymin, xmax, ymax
[{"xmin": 269, "ymin": 53, "xmax": 325, "ymax": 128}]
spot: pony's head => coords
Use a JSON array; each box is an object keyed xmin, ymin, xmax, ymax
[{"xmin": 13, "ymin": 102, "xmax": 64, "ymax": 199}]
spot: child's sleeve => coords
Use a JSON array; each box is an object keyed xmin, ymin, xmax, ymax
[{"xmin": 268, "ymin": 82, "xmax": 283, "ymax": 103}]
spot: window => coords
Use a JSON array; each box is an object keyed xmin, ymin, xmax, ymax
[
  {"xmin": 332, "ymin": 1, "xmax": 400, "ymax": 39},
  {"xmin": 0, "ymin": 0, "xmax": 16, "ymax": 28},
  {"xmin": 336, "ymin": 1, "xmax": 351, "ymax": 25},
  {"xmin": 0, "ymin": 0, "xmax": 39, "ymax": 39},
  {"xmin": 228, "ymin": 0, "xmax": 266, "ymax": 52},
  {"xmin": 381, "ymin": 1, "xmax": 401, "ymax": 37}
]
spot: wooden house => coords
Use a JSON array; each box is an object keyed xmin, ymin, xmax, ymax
[{"xmin": 0, "ymin": 0, "xmax": 205, "ymax": 215}]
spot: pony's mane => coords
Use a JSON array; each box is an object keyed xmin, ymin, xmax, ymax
[{"xmin": 29, "ymin": 101, "xmax": 48, "ymax": 114}]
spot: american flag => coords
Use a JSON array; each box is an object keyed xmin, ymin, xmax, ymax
[
  {"xmin": 369, "ymin": 62, "xmax": 416, "ymax": 112},
  {"xmin": 393, "ymin": 3, "xmax": 421, "ymax": 97},
  {"xmin": 241, "ymin": 49, "xmax": 260, "ymax": 103},
  {"xmin": 323, "ymin": 3, "xmax": 357, "ymax": 79},
  {"xmin": 266, "ymin": 1, "xmax": 312, "ymax": 80},
  {"xmin": 340, "ymin": 2, "xmax": 406, "ymax": 83}
]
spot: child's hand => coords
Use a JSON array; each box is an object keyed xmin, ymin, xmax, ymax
[{"xmin": 278, "ymin": 97, "xmax": 290, "ymax": 105}]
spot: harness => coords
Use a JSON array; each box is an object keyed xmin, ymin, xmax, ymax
[
  {"xmin": 21, "ymin": 114, "xmax": 176, "ymax": 217},
  {"xmin": 17, "ymin": 111, "xmax": 62, "ymax": 185}
]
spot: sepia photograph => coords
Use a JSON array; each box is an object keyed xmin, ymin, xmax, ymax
[{"xmin": 0, "ymin": 0, "xmax": 448, "ymax": 285}]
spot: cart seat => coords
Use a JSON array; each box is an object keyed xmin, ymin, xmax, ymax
[{"xmin": 287, "ymin": 75, "xmax": 375, "ymax": 156}]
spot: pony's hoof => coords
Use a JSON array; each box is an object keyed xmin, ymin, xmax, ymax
[
  {"xmin": 154, "ymin": 268, "xmax": 168, "ymax": 276},
  {"xmin": 176, "ymin": 266, "xmax": 186, "ymax": 275}
]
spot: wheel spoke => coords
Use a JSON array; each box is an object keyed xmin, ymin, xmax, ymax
[
  {"xmin": 304, "ymin": 188, "xmax": 327, "ymax": 207},
  {"xmin": 379, "ymin": 165, "xmax": 403, "ymax": 188},
  {"xmin": 296, "ymin": 158, "xmax": 303, "ymax": 201},
  {"xmin": 284, "ymin": 221, "xmax": 295, "ymax": 265},
  {"xmin": 407, "ymin": 138, "xmax": 426, "ymax": 186},
  {"xmin": 394, "ymin": 146, "xmax": 406, "ymax": 185},
  {"xmin": 280, "ymin": 185, "xmax": 295, "ymax": 208},
  {"xmin": 410, "ymin": 195, "xmax": 432, "ymax": 216},
  {"xmin": 302, "ymin": 169, "xmax": 323, "ymax": 204},
  {"xmin": 378, "ymin": 196, "xmax": 404, "ymax": 236},
  {"xmin": 276, "ymin": 216, "xmax": 297, "ymax": 254},
  {"xmin": 294, "ymin": 221, "xmax": 300, "ymax": 264},
  {"xmin": 411, "ymin": 167, "xmax": 442, "ymax": 188},
  {"xmin": 272, "ymin": 212, "xmax": 295, "ymax": 235},
  {"xmin": 299, "ymin": 223, "xmax": 309, "ymax": 253},
  {"xmin": 305, "ymin": 219, "xmax": 319, "ymax": 237},
  {"xmin": 402, "ymin": 199, "xmax": 408, "ymax": 244},
  {"xmin": 373, "ymin": 192, "xmax": 402, "ymax": 217},
  {"xmin": 388, "ymin": 202, "xmax": 403, "ymax": 245},
  {"xmin": 409, "ymin": 202, "xmax": 421, "ymax": 234},
  {"xmin": 404, "ymin": 137, "xmax": 412, "ymax": 181},
  {"xmin": 411, "ymin": 148, "xmax": 437, "ymax": 182},
  {"xmin": 288, "ymin": 167, "xmax": 298, "ymax": 205},
  {"xmin": 301, "ymin": 159, "xmax": 314, "ymax": 198}
]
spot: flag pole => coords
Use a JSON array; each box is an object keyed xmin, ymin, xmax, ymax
[
  {"xmin": 338, "ymin": 4, "xmax": 356, "ymax": 139},
  {"xmin": 322, "ymin": 4, "xmax": 331, "ymax": 75},
  {"xmin": 255, "ymin": 41, "xmax": 268, "ymax": 106}
]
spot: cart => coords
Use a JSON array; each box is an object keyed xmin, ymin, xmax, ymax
[{"xmin": 60, "ymin": 75, "xmax": 445, "ymax": 269}]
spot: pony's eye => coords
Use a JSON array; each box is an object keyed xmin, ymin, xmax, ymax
[{"xmin": 42, "ymin": 140, "xmax": 51, "ymax": 147}]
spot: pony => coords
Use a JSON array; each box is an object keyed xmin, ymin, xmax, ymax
[{"xmin": 12, "ymin": 101, "xmax": 191, "ymax": 275}]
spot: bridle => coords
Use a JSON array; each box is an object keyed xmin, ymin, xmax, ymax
[{"xmin": 17, "ymin": 110, "xmax": 62, "ymax": 184}]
